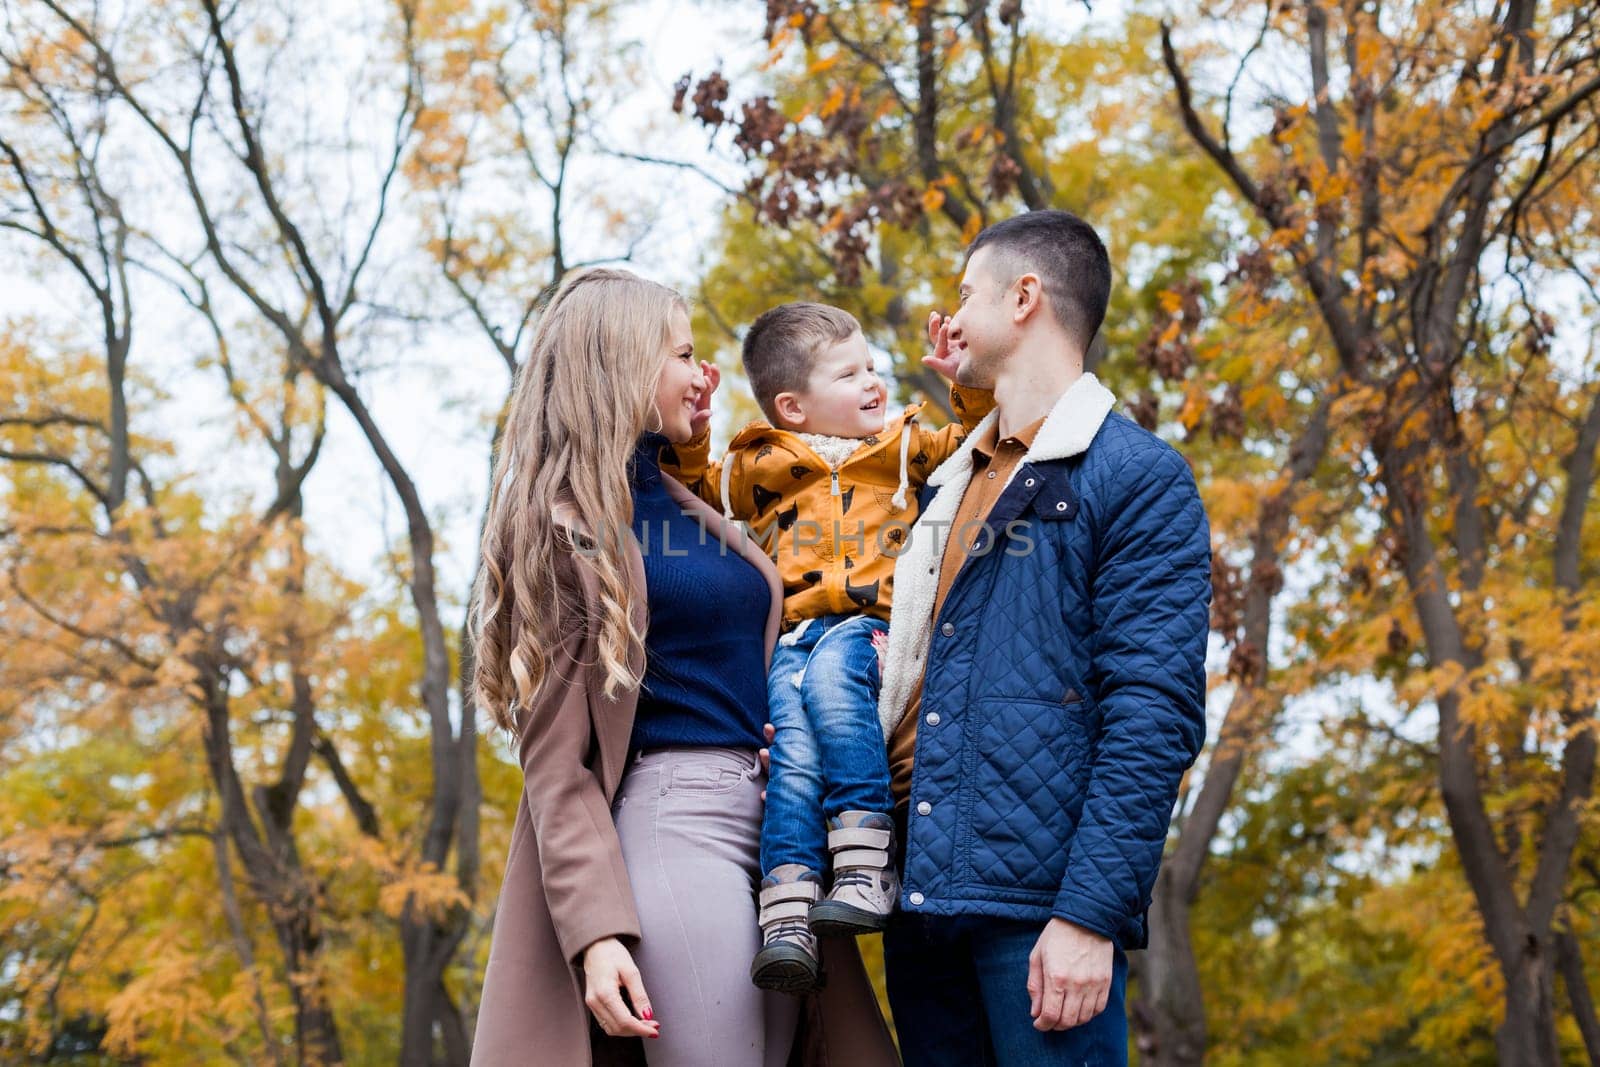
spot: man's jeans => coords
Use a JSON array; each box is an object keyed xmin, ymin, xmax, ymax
[
  {"xmin": 884, "ymin": 912, "xmax": 1129, "ymax": 1066},
  {"xmin": 759, "ymin": 613, "xmax": 893, "ymax": 876}
]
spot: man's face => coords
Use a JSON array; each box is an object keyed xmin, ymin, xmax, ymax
[{"xmin": 946, "ymin": 247, "xmax": 1014, "ymax": 389}]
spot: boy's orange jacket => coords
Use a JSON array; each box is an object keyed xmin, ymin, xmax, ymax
[{"xmin": 659, "ymin": 384, "xmax": 994, "ymax": 625}]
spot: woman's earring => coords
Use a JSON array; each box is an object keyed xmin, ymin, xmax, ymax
[{"xmin": 646, "ymin": 406, "xmax": 664, "ymax": 434}]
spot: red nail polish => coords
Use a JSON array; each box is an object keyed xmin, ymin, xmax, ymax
[{"xmin": 643, "ymin": 1009, "xmax": 653, "ymax": 1021}]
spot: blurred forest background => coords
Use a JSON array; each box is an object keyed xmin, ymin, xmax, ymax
[{"xmin": 3, "ymin": 0, "xmax": 1599, "ymax": 1063}]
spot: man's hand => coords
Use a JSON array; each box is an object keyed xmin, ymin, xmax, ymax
[
  {"xmin": 1027, "ymin": 918, "xmax": 1113, "ymax": 1031},
  {"xmin": 758, "ymin": 721, "xmax": 775, "ymax": 801},
  {"xmin": 690, "ymin": 359, "xmax": 721, "ymax": 433},
  {"xmin": 922, "ymin": 311, "xmax": 962, "ymax": 381}
]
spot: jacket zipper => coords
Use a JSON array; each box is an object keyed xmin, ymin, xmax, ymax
[{"xmin": 829, "ymin": 468, "xmax": 844, "ymax": 612}]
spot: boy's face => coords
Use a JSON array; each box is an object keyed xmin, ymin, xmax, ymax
[{"xmin": 775, "ymin": 330, "xmax": 888, "ymax": 438}]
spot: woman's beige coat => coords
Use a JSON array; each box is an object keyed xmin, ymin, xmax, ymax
[{"xmin": 471, "ymin": 477, "xmax": 899, "ymax": 1066}]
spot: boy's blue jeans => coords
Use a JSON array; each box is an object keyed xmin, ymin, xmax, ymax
[{"xmin": 759, "ymin": 613, "xmax": 893, "ymax": 876}]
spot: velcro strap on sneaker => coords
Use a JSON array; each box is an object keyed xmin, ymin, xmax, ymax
[
  {"xmin": 828, "ymin": 826, "xmax": 892, "ymax": 851},
  {"xmin": 833, "ymin": 846, "xmax": 891, "ymax": 870},
  {"xmin": 758, "ymin": 897, "xmax": 814, "ymax": 924},
  {"xmin": 759, "ymin": 880, "xmax": 821, "ymax": 906}
]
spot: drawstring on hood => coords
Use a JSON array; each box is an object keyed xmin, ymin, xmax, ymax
[
  {"xmin": 890, "ymin": 414, "xmax": 913, "ymax": 511},
  {"xmin": 720, "ymin": 455, "xmax": 735, "ymax": 521}
]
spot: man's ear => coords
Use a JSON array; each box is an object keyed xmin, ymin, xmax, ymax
[
  {"xmin": 773, "ymin": 391, "xmax": 806, "ymax": 429},
  {"xmin": 1011, "ymin": 271, "xmax": 1045, "ymax": 324}
]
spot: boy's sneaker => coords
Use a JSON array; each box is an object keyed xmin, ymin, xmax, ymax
[
  {"xmin": 750, "ymin": 865, "xmax": 823, "ymax": 994},
  {"xmin": 810, "ymin": 811, "xmax": 898, "ymax": 937}
]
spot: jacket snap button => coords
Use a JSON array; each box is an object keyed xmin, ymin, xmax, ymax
[
  {"xmin": 909, "ymin": 892, "xmax": 925, "ymax": 906},
  {"xmin": 916, "ymin": 801, "xmax": 932, "ymax": 816},
  {"xmin": 986, "ymin": 470, "xmax": 996, "ymax": 478},
  {"xmin": 941, "ymin": 622, "xmax": 955, "ymax": 637},
  {"xmin": 1056, "ymin": 501, "xmax": 1068, "ymax": 511},
  {"xmin": 1025, "ymin": 478, "xmax": 1035, "ymax": 487},
  {"xmin": 925, "ymin": 711, "xmax": 941, "ymax": 726}
]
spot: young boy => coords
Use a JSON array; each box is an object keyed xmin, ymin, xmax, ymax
[{"xmin": 660, "ymin": 302, "xmax": 991, "ymax": 993}]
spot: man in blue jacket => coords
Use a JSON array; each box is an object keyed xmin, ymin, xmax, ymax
[{"xmin": 875, "ymin": 209, "xmax": 1211, "ymax": 1065}]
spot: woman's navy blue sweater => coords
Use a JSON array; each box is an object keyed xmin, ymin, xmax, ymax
[{"xmin": 628, "ymin": 433, "xmax": 770, "ymax": 751}]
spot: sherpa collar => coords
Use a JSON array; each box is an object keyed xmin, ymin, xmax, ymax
[{"xmin": 927, "ymin": 372, "xmax": 1116, "ymax": 488}]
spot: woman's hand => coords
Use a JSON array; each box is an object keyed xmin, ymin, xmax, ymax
[
  {"xmin": 581, "ymin": 936, "xmax": 659, "ymax": 1039},
  {"xmin": 690, "ymin": 359, "xmax": 721, "ymax": 434}
]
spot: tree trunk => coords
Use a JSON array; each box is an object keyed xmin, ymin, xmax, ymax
[
  {"xmin": 310, "ymin": 355, "xmax": 474, "ymax": 1065},
  {"xmin": 1136, "ymin": 868, "xmax": 1207, "ymax": 1066},
  {"xmin": 1384, "ymin": 454, "xmax": 1564, "ymax": 1067},
  {"xmin": 1133, "ymin": 397, "xmax": 1328, "ymax": 1063},
  {"xmin": 1497, "ymin": 946, "xmax": 1562, "ymax": 1067},
  {"xmin": 274, "ymin": 910, "xmax": 345, "ymax": 1066},
  {"xmin": 195, "ymin": 659, "xmax": 347, "ymax": 1065},
  {"xmin": 1557, "ymin": 931, "xmax": 1600, "ymax": 1066},
  {"xmin": 400, "ymin": 917, "xmax": 470, "ymax": 1067},
  {"xmin": 437, "ymin": 980, "xmax": 471, "ymax": 1065}
]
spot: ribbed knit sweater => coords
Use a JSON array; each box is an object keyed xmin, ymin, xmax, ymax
[{"xmin": 628, "ymin": 432, "xmax": 771, "ymax": 751}]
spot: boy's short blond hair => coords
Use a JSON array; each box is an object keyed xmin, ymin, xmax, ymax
[{"xmin": 742, "ymin": 302, "xmax": 861, "ymax": 425}]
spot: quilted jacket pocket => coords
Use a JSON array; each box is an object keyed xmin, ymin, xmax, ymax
[{"xmin": 962, "ymin": 697, "xmax": 1092, "ymax": 893}]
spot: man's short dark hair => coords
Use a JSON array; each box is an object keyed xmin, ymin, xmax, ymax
[
  {"xmin": 742, "ymin": 302, "xmax": 861, "ymax": 423},
  {"xmin": 967, "ymin": 210, "xmax": 1110, "ymax": 352}
]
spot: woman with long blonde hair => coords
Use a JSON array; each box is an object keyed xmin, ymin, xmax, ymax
[{"xmin": 469, "ymin": 268, "xmax": 897, "ymax": 1067}]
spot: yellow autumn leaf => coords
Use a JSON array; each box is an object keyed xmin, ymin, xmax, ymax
[{"xmin": 819, "ymin": 83, "xmax": 846, "ymax": 120}]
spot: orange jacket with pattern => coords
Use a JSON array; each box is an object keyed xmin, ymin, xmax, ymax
[{"xmin": 658, "ymin": 384, "xmax": 994, "ymax": 626}]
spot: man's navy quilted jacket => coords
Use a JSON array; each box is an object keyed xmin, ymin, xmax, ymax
[{"xmin": 901, "ymin": 408, "xmax": 1211, "ymax": 949}]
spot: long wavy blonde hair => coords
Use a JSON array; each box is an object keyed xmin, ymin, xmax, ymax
[{"xmin": 473, "ymin": 267, "xmax": 688, "ymax": 731}]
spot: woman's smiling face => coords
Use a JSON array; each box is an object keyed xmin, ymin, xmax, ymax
[{"xmin": 650, "ymin": 306, "xmax": 705, "ymax": 444}]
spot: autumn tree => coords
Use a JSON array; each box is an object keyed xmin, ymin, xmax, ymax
[
  {"xmin": 0, "ymin": 116, "xmax": 344, "ymax": 1063},
  {"xmin": 1158, "ymin": 2, "xmax": 1600, "ymax": 1063},
  {"xmin": 407, "ymin": 0, "xmax": 655, "ymax": 365},
  {"xmin": 0, "ymin": 23, "xmax": 355, "ymax": 1055},
  {"xmin": 1, "ymin": 0, "xmax": 484, "ymax": 1060}
]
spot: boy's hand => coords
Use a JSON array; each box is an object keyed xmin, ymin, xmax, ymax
[
  {"xmin": 922, "ymin": 311, "xmax": 962, "ymax": 380},
  {"xmin": 690, "ymin": 359, "xmax": 720, "ymax": 433}
]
